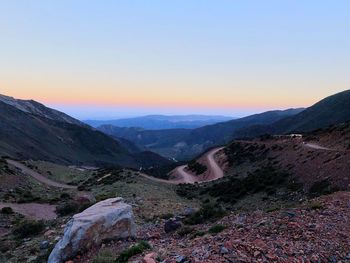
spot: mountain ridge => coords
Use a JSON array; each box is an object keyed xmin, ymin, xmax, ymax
[
  {"xmin": 0, "ymin": 97, "xmax": 171, "ymax": 168},
  {"xmin": 84, "ymin": 114, "xmax": 235, "ymax": 130}
]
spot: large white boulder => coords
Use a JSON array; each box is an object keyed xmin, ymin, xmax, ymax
[{"xmin": 48, "ymin": 197, "xmax": 136, "ymax": 263}]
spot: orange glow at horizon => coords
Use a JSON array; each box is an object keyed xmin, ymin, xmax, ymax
[
  {"xmin": 3, "ymin": 87, "xmax": 313, "ymax": 110},
  {"xmin": 2, "ymin": 78, "xmax": 344, "ymax": 111}
]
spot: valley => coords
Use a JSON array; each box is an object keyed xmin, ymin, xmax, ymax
[{"xmin": 0, "ymin": 90, "xmax": 350, "ymax": 262}]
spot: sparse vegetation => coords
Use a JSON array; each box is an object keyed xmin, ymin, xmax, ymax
[
  {"xmin": 205, "ymin": 166, "xmax": 289, "ymax": 204},
  {"xmin": 55, "ymin": 201, "xmax": 90, "ymax": 216},
  {"xmin": 208, "ymin": 224, "xmax": 226, "ymax": 234},
  {"xmin": 160, "ymin": 213, "xmax": 174, "ymax": 220},
  {"xmin": 79, "ymin": 168, "xmax": 124, "ymax": 190},
  {"xmin": 176, "ymin": 184, "xmax": 199, "ymax": 200},
  {"xmin": 184, "ymin": 204, "xmax": 226, "ymax": 225},
  {"xmin": 93, "ymin": 249, "xmax": 115, "ymax": 263},
  {"xmin": 56, "ymin": 201, "xmax": 79, "ymax": 216},
  {"xmin": 309, "ymin": 201, "xmax": 324, "ymax": 210},
  {"xmin": 1, "ymin": 207, "xmax": 13, "ymax": 214},
  {"xmin": 187, "ymin": 160, "xmax": 207, "ymax": 175},
  {"xmin": 177, "ymin": 226, "xmax": 194, "ymax": 237},
  {"xmin": 115, "ymin": 241, "xmax": 151, "ymax": 263},
  {"xmin": 191, "ymin": 230, "xmax": 206, "ymax": 238},
  {"xmin": 95, "ymin": 192, "xmax": 117, "ymax": 202},
  {"xmin": 309, "ymin": 179, "xmax": 339, "ymax": 197},
  {"xmin": 13, "ymin": 220, "xmax": 45, "ymax": 238}
]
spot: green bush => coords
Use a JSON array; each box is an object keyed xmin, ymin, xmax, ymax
[
  {"xmin": 184, "ymin": 204, "xmax": 226, "ymax": 225},
  {"xmin": 208, "ymin": 224, "xmax": 226, "ymax": 234},
  {"xmin": 56, "ymin": 202, "xmax": 79, "ymax": 216},
  {"xmin": 309, "ymin": 201, "xmax": 324, "ymax": 210},
  {"xmin": 206, "ymin": 166, "xmax": 289, "ymax": 204},
  {"xmin": 176, "ymin": 184, "xmax": 199, "ymax": 199},
  {"xmin": 187, "ymin": 160, "xmax": 207, "ymax": 175},
  {"xmin": 95, "ymin": 192, "xmax": 116, "ymax": 202},
  {"xmin": 160, "ymin": 213, "xmax": 174, "ymax": 220},
  {"xmin": 93, "ymin": 249, "xmax": 115, "ymax": 263},
  {"xmin": 60, "ymin": 193, "xmax": 71, "ymax": 200},
  {"xmin": 1, "ymin": 207, "xmax": 13, "ymax": 214},
  {"xmin": 191, "ymin": 231, "xmax": 206, "ymax": 239},
  {"xmin": 116, "ymin": 241, "xmax": 151, "ymax": 263},
  {"xmin": 177, "ymin": 226, "xmax": 194, "ymax": 237},
  {"xmin": 13, "ymin": 220, "xmax": 45, "ymax": 238},
  {"xmin": 309, "ymin": 179, "xmax": 338, "ymax": 197}
]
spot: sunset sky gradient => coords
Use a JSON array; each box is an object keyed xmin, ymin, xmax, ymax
[{"xmin": 1, "ymin": 1, "xmax": 350, "ymax": 119}]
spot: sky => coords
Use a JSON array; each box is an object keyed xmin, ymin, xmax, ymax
[{"xmin": 1, "ymin": 1, "xmax": 350, "ymax": 119}]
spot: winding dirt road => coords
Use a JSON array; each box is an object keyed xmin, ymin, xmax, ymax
[
  {"xmin": 7, "ymin": 160, "xmax": 76, "ymax": 189},
  {"xmin": 0, "ymin": 202, "xmax": 56, "ymax": 220},
  {"xmin": 205, "ymin": 147, "xmax": 224, "ymax": 181},
  {"xmin": 146, "ymin": 147, "xmax": 225, "ymax": 185}
]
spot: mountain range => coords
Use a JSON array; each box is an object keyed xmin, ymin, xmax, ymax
[
  {"xmin": 98, "ymin": 90, "xmax": 350, "ymax": 160},
  {"xmin": 84, "ymin": 115, "xmax": 234, "ymax": 130},
  {"xmin": 98, "ymin": 108, "xmax": 304, "ymax": 159},
  {"xmin": 1, "ymin": 90, "xmax": 349, "ymax": 165}
]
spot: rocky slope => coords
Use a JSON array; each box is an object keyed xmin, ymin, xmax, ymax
[
  {"xmin": 0, "ymin": 94, "xmax": 84, "ymax": 127},
  {"xmin": 74, "ymin": 191, "xmax": 350, "ymax": 262}
]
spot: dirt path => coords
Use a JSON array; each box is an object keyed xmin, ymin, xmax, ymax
[
  {"xmin": 203, "ymin": 147, "xmax": 225, "ymax": 181},
  {"xmin": 0, "ymin": 202, "xmax": 57, "ymax": 220},
  {"xmin": 172, "ymin": 147, "xmax": 225, "ymax": 184},
  {"xmin": 141, "ymin": 147, "xmax": 225, "ymax": 185},
  {"xmin": 303, "ymin": 143, "xmax": 332, "ymax": 151},
  {"xmin": 173, "ymin": 165, "xmax": 198, "ymax": 184},
  {"xmin": 7, "ymin": 160, "xmax": 76, "ymax": 189}
]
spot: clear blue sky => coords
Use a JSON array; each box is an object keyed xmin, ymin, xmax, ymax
[{"xmin": 1, "ymin": 1, "xmax": 349, "ymax": 119}]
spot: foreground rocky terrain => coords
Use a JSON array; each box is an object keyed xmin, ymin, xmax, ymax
[{"xmin": 74, "ymin": 191, "xmax": 350, "ymax": 262}]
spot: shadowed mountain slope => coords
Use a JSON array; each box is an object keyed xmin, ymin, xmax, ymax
[
  {"xmin": 235, "ymin": 90, "xmax": 350, "ymax": 138},
  {"xmin": 0, "ymin": 97, "xmax": 171, "ymax": 168}
]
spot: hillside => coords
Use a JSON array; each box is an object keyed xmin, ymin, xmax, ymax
[
  {"xmin": 97, "ymin": 125, "xmax": 192, "ymax": 159},
  {"xmin": 276, "ymin": 89, "xmax": 350, "ymax": 133},
  {"xmin": 220, "ymin": 123, "xmax": 350, "ymax": 195},
  {"xmin": 0, "ymin": 98, "xmax": 171, "ymax": 168},
  {"xmin": 236, "ymin": 90, "xmax": 350, "ymax": 138},
  {"xmin": 85, "ymin": 115, "xmax": 234, "ymax": 129},
  {"xmin": 0, "ymin": 95, "xmax": 84, "ymax": 127}
]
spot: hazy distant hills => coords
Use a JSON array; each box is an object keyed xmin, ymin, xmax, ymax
[
  {"xmin": 84, "ymin": 115, "xmax": 234, "ymax": 130},
  {"xmin": 0, "ymin": 95, "xmax": 171, "ymax": 168},
  {"xmin": 98, "ymin": 108, "xmax": 304, "ymax": 160}
]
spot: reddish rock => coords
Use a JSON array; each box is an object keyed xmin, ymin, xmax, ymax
[{"xmin": 142, "ymin": 252, "xmax": 157, "ymax": 263}]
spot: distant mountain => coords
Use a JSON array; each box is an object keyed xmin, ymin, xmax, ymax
[
  {"xmin": 98, "ymin": 125, "xmax": 192, "ymax": 158},
  {"xmin": 0, "ymin": 95, "xmax": 171, "ymax": 168},
  {"xmin": 84, "ymin": 115, "xmax": 234, "ymax": 130},
  {"xmin": 235, "ymin": 90, "xmax": 350, "ymax": 138},
  {"xmin": 98, "ymin": 108, "xmax": 304, "ymax": 160}
]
